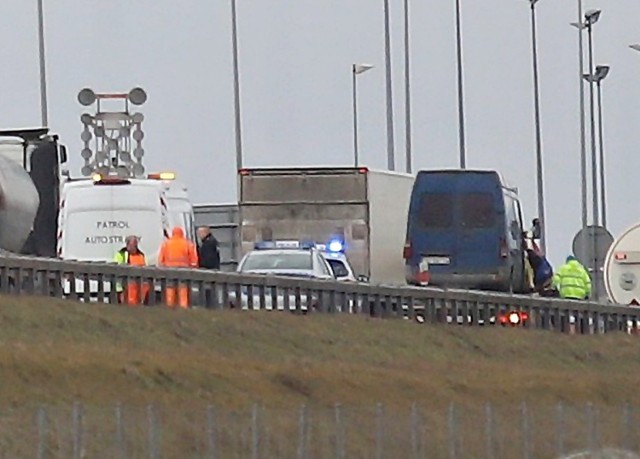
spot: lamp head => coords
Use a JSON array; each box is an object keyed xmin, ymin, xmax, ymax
[{"xmin": 584, "ymin": 9, "xmax": 601, "ymax": 26}]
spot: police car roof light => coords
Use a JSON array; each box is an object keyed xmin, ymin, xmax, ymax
[
  {"xmin": 327, "ymin": 239, "xmax": 344, "ymax": 253},
  {"xmin": 254, "ymin": 240, "xmax": 315, "ymax": 250}
]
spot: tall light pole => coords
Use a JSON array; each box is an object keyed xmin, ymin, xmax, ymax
[
  {"xmin": 404, "ymin": 0, "xmax": 413, "ymax": 174},
  {"xmin": 584, "ymin": 65, "xmax": 610, "ymax": 228},
  {"xmin": 582, "ymin": 9, "xmax": 602, "ymax": 301},
  {"xmin": 383, "ymin": 0, "xmax": 396, "ymax": 171},
  {"xmin": 454, "ymin": 0, "xmax": 467, "ymax": 169},
  {"xmin": 528, "ymin": 0, "xmax": 546, "ymax": 253},
  {"xmin": 230, "ymin": 0, "xmax": 243, "ymax": 172},
  {"xmin": 584, "ymin": 9, "xmax": 601, "ymax": 228},
  {"xmin": 352, "ymin": 64, "xmax": 374, "ymax": 167},
  {"xmin": 36, "ymin": 0, "xmax": 49, "ymax": 127},
  {"xmin": 570, "ymin": 0, "xmax": 588, "ymax": 263}
]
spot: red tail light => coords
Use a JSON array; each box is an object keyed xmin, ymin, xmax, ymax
[
  {"xmin": 500, "ymin": 238, "xmax": 508, "ymax": 258},
  {"xmin": 403, "ymin": 243, "xmax": 413, "ymax": 260}
]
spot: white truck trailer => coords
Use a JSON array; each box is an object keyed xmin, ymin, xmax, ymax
[{"xmin": 238, "ymin": 167, "xmax": 414, "ymax": 285}]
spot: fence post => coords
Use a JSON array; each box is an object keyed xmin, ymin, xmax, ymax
[
  {"xmin": 586, "ymin": 402, "xmax": 597, "ymax": 451},
  {"xmin": 485, "ymin": 403, "xmax": 496, "ymax": 459},
  {"xmin": 115, "ymin": 403, "xmax": 127, "ymax": 459},
  {"xmin": 72, "ymin": 402, "xmax": 84, "ymax": 459},
  {"xmin": 251, "ymin": 403, "xmax": 260, "ymax": 459},
  {"xmin": 147, "ymin": 404, "xmax": 160, "ymax": 459},
  {"xmin": 410, "ymin": 403, "xmax": 419, "ymax": 459},
  {"xmin": 555, "ymin": 402, "xmax": 565, "ymax": 457},
  {"xmin": 297, "ymin": 405, "xmax": 307, "ymax": 459},
  {"xmin": 37, "ymin": 406, "xmax": 47, "ymax": 459},
  {"xmin": 376, "ymin": 403, "xmax": 385, "ymax": 459},
  {"xmin": 521, "ymin": 402, "xmax": 531, "ymax": 459},
  {"xmin": 448, "ymin": 403, "xmax": 458, "ymax": 459},
  {"xmin": 334, "ymin": 404, "xmax": 345, "ymax": 459},
  {"xmin": 623, "ymin": 403, "xmax": 633, "ymax": 452},
  {"xmin": 207, "ymin": 405, "xmax": 216, "ymax": 459}
]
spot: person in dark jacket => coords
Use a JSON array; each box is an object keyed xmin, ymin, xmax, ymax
[{"xmin": 197, "ymin": 227, "xmax": 221, "ymax": 270}]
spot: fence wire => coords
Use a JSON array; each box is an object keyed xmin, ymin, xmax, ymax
[{"xmin": 0, "ymin": 403, "xmax": 637, "ymax": 458}]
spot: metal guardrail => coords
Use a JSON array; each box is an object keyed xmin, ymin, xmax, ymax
[{"xmin": 0, "ymin": 255, "xmax": 639, "ymax": 335}]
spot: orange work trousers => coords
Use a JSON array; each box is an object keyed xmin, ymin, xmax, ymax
[
  {"xmin": 165, "ymin": 285, "xmax": 190, "ymax": 309},
  {"xmin": 120, "ymin": 282, "xmax": 150, "ymax": 306}
]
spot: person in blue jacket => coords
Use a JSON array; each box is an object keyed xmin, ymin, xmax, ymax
[{"xmin": 526, "ymin": 249, "xmax": 555, "ymax": 295}]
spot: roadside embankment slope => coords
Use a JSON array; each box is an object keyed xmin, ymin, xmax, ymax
[{"xmin": 0, "ymin": 295, "xmax": 637, "ymax": 409}]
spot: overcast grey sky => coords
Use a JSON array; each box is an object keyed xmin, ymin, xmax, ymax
[{"xmin": 1, "ymin": 0, "xmax": 639, "ymax": 265}]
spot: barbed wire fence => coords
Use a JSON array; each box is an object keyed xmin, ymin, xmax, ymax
[{"xmin": 0, "ymin": 402, "xmax": 636, "ymax": 458}]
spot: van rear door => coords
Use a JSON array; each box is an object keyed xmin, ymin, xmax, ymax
[{"xmin": 455, "ymin": 188, "xmax": 502, "ymax": 271}]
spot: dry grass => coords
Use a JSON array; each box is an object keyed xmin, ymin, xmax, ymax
[{"xmin": 0, "ymin": 294, "xmax": 638, "ymax": 410}]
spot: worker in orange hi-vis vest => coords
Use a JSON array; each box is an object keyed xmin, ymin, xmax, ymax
[{"xmin": 158, "ymin": 227, "xmax": 198, "ymax": 308}]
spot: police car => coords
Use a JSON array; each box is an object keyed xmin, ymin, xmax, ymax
[{"xmin": 231, "ymin": 240, "xmax": 335, "ymax": 311}]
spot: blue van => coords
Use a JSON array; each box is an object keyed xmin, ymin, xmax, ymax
[{"xmin": 404, "ymin": 170, "xmax": 527, "ymax": 292}]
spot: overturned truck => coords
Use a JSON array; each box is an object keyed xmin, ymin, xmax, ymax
[{"xmin": 0, "ymin": 128, "xmax": 67, "ymax": 256}]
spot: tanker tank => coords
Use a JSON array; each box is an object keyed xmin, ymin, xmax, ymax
[{"xmin": 0, "ymin": 155, "xmax": 39, "ymax": 253}]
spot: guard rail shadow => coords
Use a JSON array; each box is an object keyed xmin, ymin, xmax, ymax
[{"xmin": 0, "ymin": 255, "xmax": 638, "ymax": 335}]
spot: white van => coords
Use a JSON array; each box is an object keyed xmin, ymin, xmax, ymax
[
  {"xmin": 147, "ymin": 174, "xmax": 196, "ymax": 243},
  {"xmin": 58, "ymin": 176, "xmax": 171, "ymax": 266}
]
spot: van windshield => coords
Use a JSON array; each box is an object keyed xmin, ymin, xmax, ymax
[{"xmin": 419, "ymin": 192, "xmax": 495, "ymax": 229}]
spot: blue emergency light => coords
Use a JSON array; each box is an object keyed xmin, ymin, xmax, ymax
[{"xmin": 327, "ymin": 239, "xmax": 344, "ymax": 253}]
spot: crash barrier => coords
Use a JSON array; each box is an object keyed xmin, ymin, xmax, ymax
[
  {"xmin": 1, "ymin": 255, "xmax": 639, "ymax": 335},
  {"xmin": 0, "ymin": 402, "xmax": 638, "ymax": 457}
]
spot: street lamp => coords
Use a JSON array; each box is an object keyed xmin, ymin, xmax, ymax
[
  {"xmin": 583, "ymin": 65, "xmax": 610, "ymax": 228},
  {"xmin": 455, "ymin": 0, "xmax": 467, "ymax": 169},
  {"xmin": 404, "ymin": 0, "xmax": 413, "ymax": 174},
  {"xmin": 230, "ymin": 0, "xmax": 244, "ymax": 172},
  {"xmin": 382, "ymin": 0, "xmax": 396, "ymax": 171},
  {"xmin": 527, "ymin": 0, "xmax": 546, "ymax": 253},
  {"xmin": 36, "ymin": 0, "xmax": 48, "ymax": 127},
  {"xmin": 570, "ymin": 0, "xmax": 588, "ymax": 262},
  {"xmin": 352, "ymin": 64, "xmax": 374, "ymax": 167},
  {"xmin": 584, "ymin": 9, "xmax": 601, "ymax": 229},
  {"xmin": 630, "ymin": 44, "xmax": 640, "ymax": 52}
]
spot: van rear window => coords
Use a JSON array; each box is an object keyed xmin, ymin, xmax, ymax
[
  {"xmin": 418, "ymin": 192, "xmax": 495, "ymax": 229},
  {"xmin": 418, "ymin": 194, "xmax": 453, "ymax": 228},
  {"xmin": 460, "ymin": 193, "xmax": 495, "ymax": 228}
]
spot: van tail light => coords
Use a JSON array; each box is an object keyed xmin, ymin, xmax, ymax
[
  {"xmin": 403, "ymin": 242, "xmax": 413, "ymax": 260},
  {"xmin": 500, "ymin": 238, "xmax": 508, "ymax": 258}
]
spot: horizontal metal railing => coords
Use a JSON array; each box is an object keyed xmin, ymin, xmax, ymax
[{"xmin": 0, "ymin": 255, "xmax": 639, "ymax": 335}]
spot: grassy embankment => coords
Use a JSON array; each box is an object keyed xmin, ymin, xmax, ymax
[{"xmin": 0, "ymin": 295, "xmax": 636, "ymax": 410}]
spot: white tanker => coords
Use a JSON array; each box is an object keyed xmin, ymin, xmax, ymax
[
  {"xmin": 604, "ymin": 223, "xmax": 640, "ymax": 305},
  {"xmin": 0, "ymin": 155, "xmax": 39, "ymax": 252}
]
